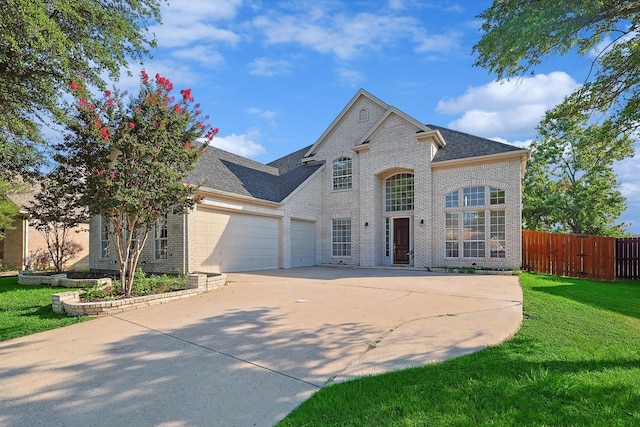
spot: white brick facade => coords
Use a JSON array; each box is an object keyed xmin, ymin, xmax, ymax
[{"xmin": 87, "ymin": 89, "xmax": 529, "ymax": 274}]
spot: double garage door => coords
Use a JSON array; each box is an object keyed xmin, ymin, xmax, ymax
[{"xmin": 192, "ymin": 208, "xmax": 316, "ymax": 272}]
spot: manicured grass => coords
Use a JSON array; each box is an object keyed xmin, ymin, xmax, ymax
[
  {"xmin": 0, "ymin": 276, "xmax": 88, "ymax": 341},
  {"xmin": 278, "ymin": 273, "xmax": 640, "ymax": 426}
]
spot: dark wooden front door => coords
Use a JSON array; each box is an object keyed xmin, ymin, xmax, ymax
[{"xmin": 393, "ymin": 218, "xmax": 410, "ymax": 265}]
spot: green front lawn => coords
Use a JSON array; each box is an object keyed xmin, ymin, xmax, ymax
[
  {"xmin": 0, "ymin": 276, "xmax": 88, "ymax": 341},
  {"xmin": 278, "ymin": 273, "xmax": 640, "ymax": 426}
]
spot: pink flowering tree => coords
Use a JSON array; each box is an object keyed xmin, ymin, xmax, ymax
[{"xmin": 58, "ymin": 72, "xmax": 218, "ymax": 296}]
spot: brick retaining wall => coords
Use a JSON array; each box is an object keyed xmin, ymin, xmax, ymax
[{"xmin": 52, "ymin": 273, "xmax": 226, "ymax": 316}]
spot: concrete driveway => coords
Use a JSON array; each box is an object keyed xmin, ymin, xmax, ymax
[{"xmin": 0, "ymin": 267, "xmax": 522, "ymax": 427}]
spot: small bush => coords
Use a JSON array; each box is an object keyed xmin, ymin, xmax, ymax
[{"xmin": 80, "ymin": 268, "xmax": 188, "ymax": 301}]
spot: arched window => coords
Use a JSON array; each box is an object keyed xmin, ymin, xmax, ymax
[
  {"xmin": 359, "ymin": 108, "xmax": 369, "ymax": 122},
  {"xmin": 332, "ymin": 157, "xmax": 352, "ymax": 190},
  {"xmin": 385, "ymin": 173, "xmax": 414, "ymax": 211}
]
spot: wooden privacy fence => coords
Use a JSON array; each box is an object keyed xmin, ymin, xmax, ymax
[
  {"xmin": 617, "ymin": 237, "xmax": 640, "ymax": 280},
  {"xmin": 522, "ymin": 230, "xmax": 616, "ymax": 281}
]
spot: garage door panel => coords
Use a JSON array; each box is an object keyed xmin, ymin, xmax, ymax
[
  {"xmin": 291, "ymin": 220, "xmax": 315, "ymax": 268},
  {"xmin": 194, "ymin": 208, "xmax": 279, "ymax": 272}
]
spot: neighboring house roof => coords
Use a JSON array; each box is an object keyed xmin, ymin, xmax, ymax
[
  {"xmin": 428, "ymin": 125, "xmax": 525, "ymax": 162},
  {"xmin": 189, "ymin": 144, "xmax": 323, "ymax": 203},
  {"xmin": 5, "ymin": 188, "xmax": 37, "ymax": 215}
]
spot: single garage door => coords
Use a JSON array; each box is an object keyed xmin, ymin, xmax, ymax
[
  {"xmin": 193, "ymin": 207, "xmax": 280, "ymax": 272},
  {"xmin": 290, "ymin": 219, "xmax": 315, "ymax": 267}
]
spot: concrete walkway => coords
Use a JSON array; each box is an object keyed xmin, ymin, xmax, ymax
[{"xmin": 0, "ymin": 267, "xmax": 522, "ymax": 427}]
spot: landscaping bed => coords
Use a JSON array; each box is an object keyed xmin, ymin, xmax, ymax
[{"xmin": 52, "ymin": 272, "xmax": 226, "ymax": 316}]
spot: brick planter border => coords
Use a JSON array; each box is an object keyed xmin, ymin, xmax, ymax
[{"xmin": 52, "ymin": 273, "xmax": 226, "ymax": 316}]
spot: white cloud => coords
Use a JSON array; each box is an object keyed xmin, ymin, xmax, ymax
[
  {"xmin": 152, "ymin": 24, "xmax": 240, "ymax": 48},
  {"xmin": 171, "ymin": 45, "xmax": 225, "ymax": 67},
  {"xmin": 336, "ymin": 67, "xmax": 364, "ymax": 86},
  {"xmin": 247, "ymin": 107, "xmax": 277, "ymax": 120},
  {"xmin": 252, "ymin": 8, "xmax": 440, "ymax": 60},
  {"xmin": 209, "ymin": 129, "xmax": 267, "ymax": 158},
  {"xmin": 249, "ymin": 58, "xmax": 292, "ymax": 76},
  {"xmin": 414, "ymin": 30, "xmax": 462, "ymax": 53},
  {"xmin": 148, "ymin": 0, "xmax": 242, "ymax": 69},
  {"xmin": 438, "ymin": 72, "xmax": 581, "ymax": 138},
  {"xmin": 491, "ymin": 137, "xmax": 533, "ymax": 149},
  {"xmin": 160, "ymin": 0, "xmax": 242, "ymax": 25}
]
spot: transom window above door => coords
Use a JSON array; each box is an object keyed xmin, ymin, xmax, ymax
[
  {"xmin": 385, "ymin": 173, "xmax": 414, "ymax": 211},
  {"xmin": 332, "ymin": 157, "xmax": 352, "ymax": 190}
]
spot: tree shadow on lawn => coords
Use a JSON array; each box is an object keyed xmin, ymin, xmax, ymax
[{"xmin": 531, "ymin": 280, "xmax": 640, "ymax": 319}]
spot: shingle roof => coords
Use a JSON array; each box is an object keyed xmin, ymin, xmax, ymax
[
  {"xmin": 427, "ymin": 124, "xmax": 525, "ymax": 162},
  {"xmin": 188, "ymin": 144, "xmax": 322, "ymax": 203},
  {"xmin": 188, "ymin": 122, "xmax": 524, "ymax": 204}
]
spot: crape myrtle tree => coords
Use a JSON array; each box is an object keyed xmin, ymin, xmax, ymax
[
  {"xmin": 0, "ymin": 0, "xmax": 162, "ymax": 180},
  {"xmin": 26, "ymin": 168, "xmax": 89, "ymax": 273},
  {"xmin": 59, "ymin": 71, "xmax": 218, "ymax": 297},
  {"xmin": 474, "ymin": 1, "xmax": 638, "ymax": 234}
]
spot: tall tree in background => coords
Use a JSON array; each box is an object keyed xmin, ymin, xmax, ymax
[
  {"xmin": 523, "ymin": 115, "xmax": 632, "ymax": 236},
  {"xmin": 27, "ymin": 168, "xmax": 88, "ymax": 273},
  {"xmin": 474, "ymin": 1, "xmax": 638, "ymax": 234},
  {"xmin": 59, "ymin": 72, "xmax": 217, "ymax": 297},
  {"xmin": 0, "ymin": 179, "xmax": 19, "ymax": 239},
  {"xmin": 0, "ymin": 0, "xmax": 162, "ymax": 179},
  {"xmin": 474, "ymin": 1, "xmax": 639, "ymax": 144}
]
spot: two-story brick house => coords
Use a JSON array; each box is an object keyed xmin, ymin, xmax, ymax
[{"xmin": 89, "ymin": 89, "xmax": 530, "ymax": 273}]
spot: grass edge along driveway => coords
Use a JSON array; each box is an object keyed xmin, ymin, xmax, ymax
[
  {"xmin": 278, "ymin": 272, "xmax": 640, "ymax": 426},
  {"xmin": 0, "ymin": 276, "xmax": 88, "ymax": 342}
]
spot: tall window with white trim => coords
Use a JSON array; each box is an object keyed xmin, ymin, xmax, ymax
[
  {"xmin": 444, "ymin": 186, "xmax": 506, "ymax": 259},
  {"xmin": 154, "ymin": 214, "xmax": 169, "ymax": 260},
  {"xmin": 332, "ymin": 218, "xmax": 351, "ymax": 257},
  {"xmin": 332, "ymin": 157, "xmax": 352, "ymax": 190},
  {"xmin": 100, "ymin": 217, "xmax": 111, "ymax": 258}
]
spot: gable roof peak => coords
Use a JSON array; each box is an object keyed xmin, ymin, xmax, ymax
[{"xmin": 303, "ymin": 89, "xmax": 391, "ymax": 159}]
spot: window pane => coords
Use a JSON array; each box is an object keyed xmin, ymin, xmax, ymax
[
  {"xmin": 155, "ymin": 214, "xmax": 169, "ymax": 260},
  {"xmin": 445, "ymin": 191, "xmax": 459, "ymax": 208},
  {"xmin": 445, "ymin": 212, "xmax": 459, "ymax": 257},
  {"xmin": 490, "ymin": 188, "xmax": 505, "ymax": 205},
  {"xmin": 490, "ymin": 210, "xmax": 506, "ymax": 258},
  {"xmin": 463, "ymin": 211, "xmax": 485, "ymax": 257},
  {"xmin": 385, "ymin": 217, "xmax": 390, "ymax": 257},
  {"xmin": 385, "ymin": 173, "xmax": 414, "ymax": 212},
  {"xmin": 463, "ymin": 186, "xmax": 485, "ymax": 207},
  {"xmin": 332, "ymin": 157, "xmax": 352, "ymax": 190},
  {"xmin": 100, "ymin": 217, "xmax": 110, "ymax": 258},
  {"xmin": 332, "ymin": 219, "xmax": 351, "ymax": 257}
]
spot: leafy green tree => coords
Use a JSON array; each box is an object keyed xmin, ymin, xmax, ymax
[
  {"xmin": 26, "ymin": 168, "xmax": 88, "ymax": 273},
  {"xmin": 0, "ymin": 0, "xmax": 162, "ymax": 179},
  {"xmin": 473, "ymin": 1, "xmax": 638, "ymax": 150},
  {"xmin": 0, "ymin": 179, "xmax": 19, "ymax": 239},
  {"xmin": 523, "ymin": 115, "xmax": 631, "ymax": 236},
  {"xmin": 58, "ymin": 72, "xmax": 217, "ymax": 297}
]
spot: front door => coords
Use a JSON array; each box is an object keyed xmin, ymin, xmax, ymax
[{"xmin": 393, "ymin": 218, "xmax": 410, "ymax": 265}]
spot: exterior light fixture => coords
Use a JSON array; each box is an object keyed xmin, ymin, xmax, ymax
[
  {"xmin": 420, "ymin": 219, "xmax": 425, "ymax": 226},
  {"xmin": 364, "ymin": 222, "xmax": 369, "ymax": 227}
]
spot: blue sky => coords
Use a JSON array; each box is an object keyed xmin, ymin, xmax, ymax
[{"xmin": 114, "ymin": 0, "xmax": 639, "ymax": 234}]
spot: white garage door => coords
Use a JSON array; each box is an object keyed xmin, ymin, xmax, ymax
[
  {"xmin": 290, "ymin": 220, "xmax": 315, "ymax": 268},
  {"xmin": 193, "ymin": 207, "xmax": 280, "ymax": 272}
]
